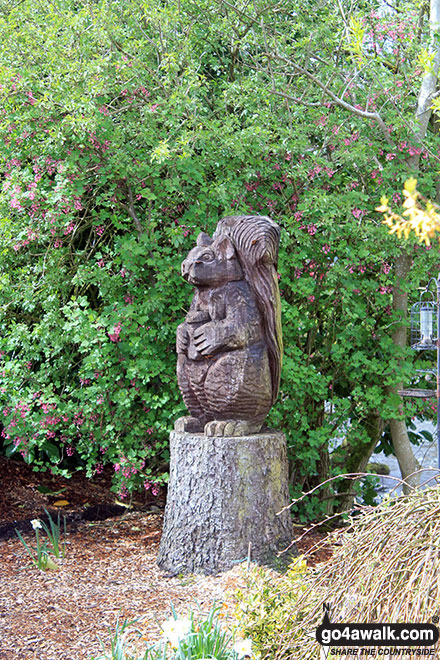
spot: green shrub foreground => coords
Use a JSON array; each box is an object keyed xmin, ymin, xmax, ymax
[
  {"xmin": 1, "ymin": 0, "xmax": 440, "ymax": 516},
  {"xmin": 233, "ymin": 487, "xmax": 440, "ymax": 659}
]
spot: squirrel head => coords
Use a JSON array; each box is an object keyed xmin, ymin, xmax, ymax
[{"xmin": 181, "ymin": 232, "xmax": 243, "ymax": 286}]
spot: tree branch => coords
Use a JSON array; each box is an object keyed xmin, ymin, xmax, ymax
[
  {"xmin": 410, "ymin": 0, "xmax": 440, "ymax": 165},
  {"xmin": 266, "ymin": 51, "xmax": 395, "ymax": 146},
  {"xmin": 127, "ymin": 186, "xmax": 143, "ymax": 235}
]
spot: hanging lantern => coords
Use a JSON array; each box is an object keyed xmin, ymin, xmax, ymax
[{"xmin": 410, "ymin": 288, "xmax": 437, "ymax": 350}]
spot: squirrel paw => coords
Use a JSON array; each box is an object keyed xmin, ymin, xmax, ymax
[
  {"xmin": 174, "ymin": 416, "xmax": 205, "ymax": 433},
  {"xmin": 204, "ymin": 419, "xmax": 263, "ymax": 437}
]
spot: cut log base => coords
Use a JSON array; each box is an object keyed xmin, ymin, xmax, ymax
[{"xmin": 157, "ymin": 430, "xmax": 295, "ymax": 575}]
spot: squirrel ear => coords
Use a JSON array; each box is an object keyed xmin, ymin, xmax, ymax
[
  {"xmin": 214, "ymin": 235, "xmax": 236, "ymax": 260},
  {"xmin": 196, "ymin": 232, "xmax": 213, "ymax": 247}
]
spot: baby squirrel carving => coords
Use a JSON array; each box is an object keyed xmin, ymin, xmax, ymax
[{"xmin": 175, "ymin": 230, "xmax": 274, "ymax": 437}]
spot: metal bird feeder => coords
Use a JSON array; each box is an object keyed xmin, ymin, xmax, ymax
[
  {"xmin": 410, "ymin": 289, "xmax": 437, "ymax": 350},
  {"xmin": 406, "ymin": 277, "xmax": 440, "ymax": 469}
]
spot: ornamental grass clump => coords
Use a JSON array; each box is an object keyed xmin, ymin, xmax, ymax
[{"xmin": 234, "ymin": 487, "xmax": 440, "ymax": 660}]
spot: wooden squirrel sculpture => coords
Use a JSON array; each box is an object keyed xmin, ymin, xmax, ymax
[{"xmin": 175, "ymin": 215, "xmax": 282, "ymax": 437}]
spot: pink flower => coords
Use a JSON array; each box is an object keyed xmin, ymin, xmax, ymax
[
  {"xmin": 352, "ymin": 208, "xmax": 364, "ymax": 220},
  {"xmin": 378, "ymin": 286, "xmax": 389, "ymax": 295},
  {"xmin": 10, "ymin": 197, "xmax": 22, "ymax": 210},
  {"xmin": 322, "ymin": 244, "xmax": 331, "ymax": 254},
  {"xmin": 308, "ymin": 295, "xmax": 315, "ymax": 302},
  {"xmin": 108, "ymin": 322, "xmax": 122, "ymax": 343}
]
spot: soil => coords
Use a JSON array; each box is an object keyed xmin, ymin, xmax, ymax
[{"xmin": 0, "ymin": 456, "xmax": 331, "ymax": 660}]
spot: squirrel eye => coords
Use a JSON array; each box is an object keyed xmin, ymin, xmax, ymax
[{"xmin": 202, "ymin": 253, "xmax": 213, "ymax": 261}]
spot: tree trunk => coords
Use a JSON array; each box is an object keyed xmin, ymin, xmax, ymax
[
  {"xmin": 337, "ymin": 413, "xmax": 385, "ymax": 511},
  {"xmin": 157, "ymin": 430, "xmax": 294, "ymax": 575},
  {"xmin": 388, "ymin": 252, "xmax": 420, "ymax": 493},
  {"xmin": 388, "ymin": 0, "xmax": 440, "ymax": 487}
]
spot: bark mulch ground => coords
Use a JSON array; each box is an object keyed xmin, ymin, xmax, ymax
[{"xmin": 0, "ymin": 456, "xmax": 331, "ymax": 660}]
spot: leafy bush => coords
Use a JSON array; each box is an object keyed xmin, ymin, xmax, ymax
[
  {"xmin": 0, "ymin": 0, "xmax": 439, "ymax": 514},
  {"xmin": 232, "ymin": 559, "xmax": 309, "ymax": 660}
]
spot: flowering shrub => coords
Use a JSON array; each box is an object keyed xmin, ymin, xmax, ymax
[{"xmin": 0, "ymin": 0, "xmax": 438, "ymax": 515}]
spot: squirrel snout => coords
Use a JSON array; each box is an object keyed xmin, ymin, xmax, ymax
[{"xmin": 181, "ymin": 259, "xmax": 190, "ymax": 280}]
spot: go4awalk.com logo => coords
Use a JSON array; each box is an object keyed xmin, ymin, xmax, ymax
[{"xmin": 315, "ymin": 604, "xmax": 439, "ymax": 658}]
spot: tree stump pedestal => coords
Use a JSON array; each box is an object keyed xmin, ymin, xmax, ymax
[{"xmin": 157, "ymin": 430, "xmax": 294, "ymax": 575}]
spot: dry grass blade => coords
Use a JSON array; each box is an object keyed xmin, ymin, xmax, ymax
[{"xmin": 275, "ymin": 487, "xmax": 440, "ymax": 660}]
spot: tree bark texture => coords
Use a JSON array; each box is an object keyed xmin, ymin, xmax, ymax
[
  {"xmin": 157, "ymin": 430, "xmax": 294, "ymax": 575},
  {"xmin": 337, "ymin": 412, "xmax": 385, "ymax": 512},
  {"xmin": 388, "ymin": 252, "xmax": 420, "ymax": 493}
]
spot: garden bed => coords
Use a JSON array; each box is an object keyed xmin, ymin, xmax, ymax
[{"xmin": 0, "ymin": 456, "xmax": 330, "ymax": 660}]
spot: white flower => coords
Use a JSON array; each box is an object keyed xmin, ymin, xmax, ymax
[
  {"xmin": 31, "ymin": 519, "xmax": 42, "ymax": 530},
  {"xmin": 233, "ymin": 638, "xmax": 254, "ymax": 659},
  {"xmin": 161, "ymin": 617, "xmax": 191, "ymax": 649}
]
